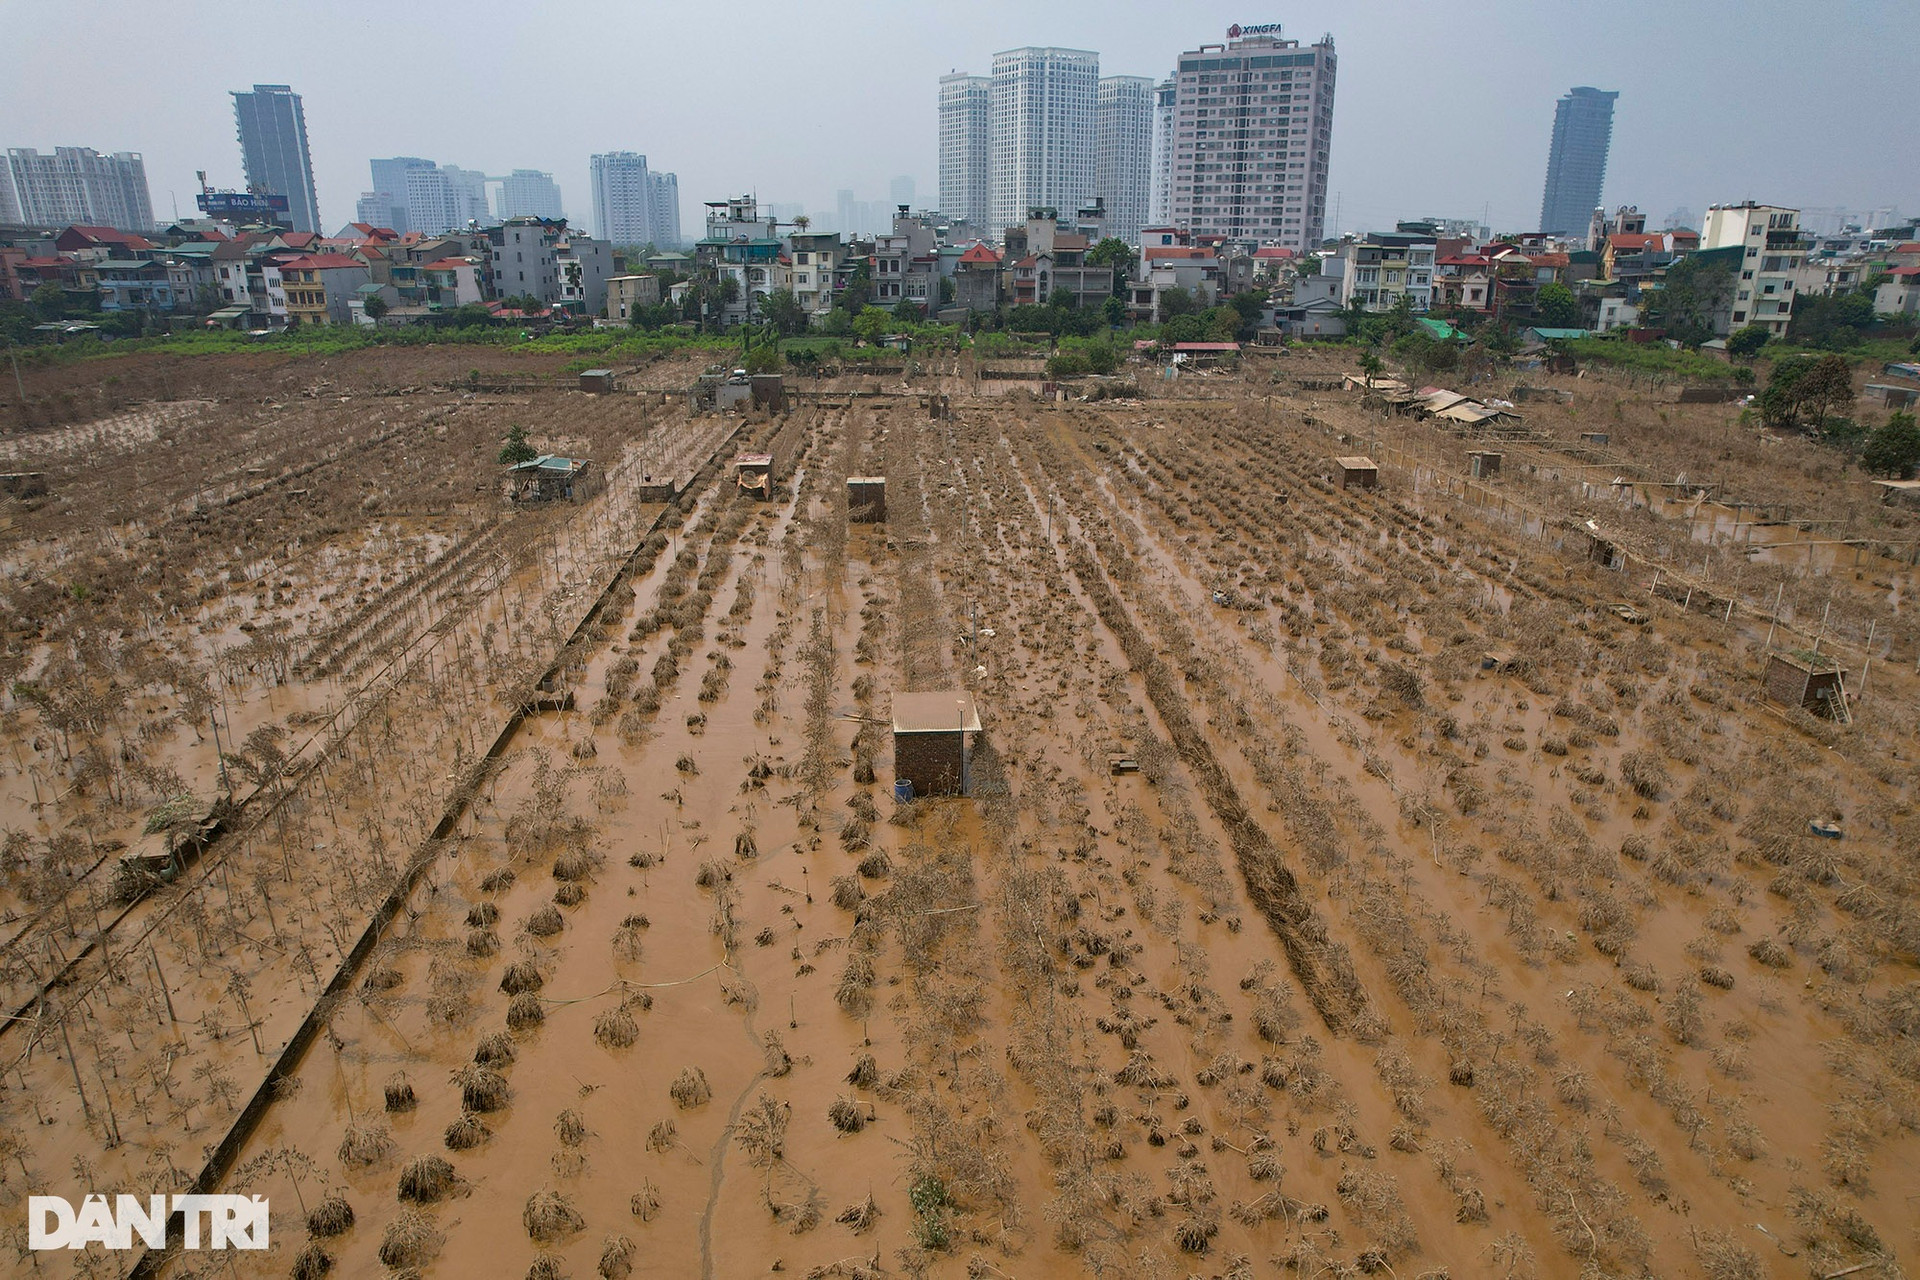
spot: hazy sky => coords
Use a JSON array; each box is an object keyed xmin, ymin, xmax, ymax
[{"xmin": 3, "ymin": 0, "xmax": 1914, "ymax": 238}]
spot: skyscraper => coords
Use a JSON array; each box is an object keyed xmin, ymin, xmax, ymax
[
  {"xmin": 1538, "ymin": 87, "xmax": 1618, "ymax": 236},
  {"xmin": 3, "ymin": 147, "xmax": 154, "ymax": 230},
  {"xmin": 989, "ymin": 47, "xmax": 1099, "ymax": 233},
  {"xmin": 499, "ymin": 170, "xmax": 564, "ymax": 221},
  {"xmin": 890, "ymin": 176, "xmax": 916, "ymax": 208},
  {"xmin": 1149, "ymin": 78, "xmax": 1176, "ymax": 227},
  {"xmin": 1168, "ymin": 26, "xmax": 1336, "ymax": 253},
  {"xmin": 591, "ymin": 152, "xmax": 652, "ymax": 244},
  {"xmin": 938, "ymin": 73, "xmax": 991, "ymax": 230},
  {"xmin": 1096, "ymin": 76, "xmax": 1154, "ymax": 242},
  {"xmin": 231, "ymin": 84, "xmax": 321, "ymax": 233},
  {"xmin": 647, "ymin": 171, "xmax": 680, "ymax": 248},
  {"xmin": 364, "ymin": 157, "xmax": 432, "ymax": 234}
]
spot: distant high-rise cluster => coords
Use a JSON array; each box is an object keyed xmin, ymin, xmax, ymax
[
  {"xmin": 589, "ymin": 152, "xmax": 680, "ymax": 248},
  {"xmin": 1, "ymin": 146, "xmax": 154, "ymax": 230},
  {"xmin": 943, "ymin": 30, "xmax": 1333, "ymax": 249},
  {"xmin": 232, "ymin": 84, "xmax": 320, "ymax": 233},
  {"xmin": 356, "ymin": 161, "xmax": 562, "ymax": 235},
  {"xmin": 941, "ymin": 47, "xmax": 1157, "ymax": 242},
  {"xmin": 1539, "ymin": 87, "xmax": 1618, "ymax": 235},
  {"xmin": 1166, "ymin": 26, "xmax": 1337, "ymax": 254}
]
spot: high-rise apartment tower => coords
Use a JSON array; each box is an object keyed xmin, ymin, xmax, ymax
[
  {"xmin": 1167, "ymin": 26, "xmax": 1336, "ymax": 253},
  {"xmin": 231, "ymin": 84, "xmax": 321, "ymax": 233},
  {"xmin": 1096, "ymin": 76, "xmax": 1155, "ymax": 242},
  {"xmin": 989, "ymin": 47, "xmax": 1099, "ymax": 233},
  {"xmin": 1538, "ymin": 87, "xmax": 1618, "ymax": 235}
]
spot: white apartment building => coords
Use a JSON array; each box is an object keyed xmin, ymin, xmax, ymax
[
  {"xmin": 648, "ymin": 171, "xmax": 680, "ymax": 249},
  {"xmin": 3, "ymin": 147, "xmax": 155, "ymax": 230},
  {"xmin": 989, "ymin": 46, "xmax": 1099, "ymax": 233},
  {"xmin": 939, "ymin": 73, "xmax": 992, "ymax": 231},
  {"xmin": 1149, "ymin": 78, "xmax": 1176, "ymax": 228},
  {"xmin": 499, "ymin": 170, "xmax": 564, "ymax": 221},
  {"xmin": 1096, "ymin": 75, "xmax": 1154, "ymax": 243},
  {"xmin": 1169, "ymin": 25, "xmax": 1336, "ymax": 254},
  {"xmin": 1701, "ymin": 202, "xmax": 1805, "ymax": 338}
]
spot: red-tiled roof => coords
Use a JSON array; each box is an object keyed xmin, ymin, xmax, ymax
[
  {"xmin": 1892, "ymin": 242, "xmax": 1920, "ymax": 255},
  {"xmin": 278, "ymin": 253, "xmax": 365, "ymax": 271},
  {"xmin": 1053, "ymin": 233, "xmax": 1089, "ymax": 251},
  {"xmin": 1013, "ymin": 254, "xmax": 1040, "ymax": 268},
  {"xmin": 1438, "ymin": 254, "xmax": 1490, "ymax": 267},
  {"xmin": 1145, "ymin": 246, "xmax": 1213, "ymax": 261},
  {"xmin": 1252, "ymin": 247, "xmax": 1295, "ymax": 259},
  {"xmin": 420, "ymin": 257, "xmax": 474, "ymax": 271},
  {"xmin": 1889, "ymin": 266, "xmax": 1920, "ymax": 278},
  {"xmin": 1608, "ymin": 233, "xmax": 1665, "ymax": 251},
  {"xmin": 957, "ymin": 242, "xmax": 999, "ymax": 265},
  {"xmin": 1530, "ymin": 252, "xmax": 1570, "ymax": 267},
  {"xmin": 278, "ymin": 232, "xmax": 319, "ymax": 248},
  {"xmin": 63, "ymin": 225, "xmax": 153, "ymax": 249}
]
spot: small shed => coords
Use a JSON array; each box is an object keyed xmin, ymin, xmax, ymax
[
  {"xmin": 1468, "ymin": 451, "xmax": 1503, "ymax": 479},
  {"xmin": 578, "ymin": 368, "xmax": 617, "ymax": 393},
  {"xmin": 750, "ymin": 373, "xmax": 786, "ymax": 412},
  {"xmin": 1579, "ymin": 431, "xmax": 1610, "ymax": 447},
  {"xmin": 1333, "ymin": 456, "xmax": 1379, "ymax": 490},
  {"xmin": 891, "ymin": 691, "xmax": 981, "ymax": 798},
  {"xmin": 507, "ymin": 455, "xmax": 601, "ymax": 503},
  {"xmin": 734, "ymin": 452, "xmax": 774, "ymax": 499},
  {"xmin": 1764, "ymin": 651, "xmax": 1850, "ymax": 720},
  {"xmin": 1864, "ymin": 383, "xmax": 1919, "ymax": 410},
  {"xmin": 847, "ymin": 476, "xmax": 886, "ymax": 523},
  {"xmin": 0, "ymin": 471, "xmax": 49, "ymax": 498}
]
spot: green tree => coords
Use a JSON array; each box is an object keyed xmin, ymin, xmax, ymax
[
  {"xmin": 1086, "ymin": 238, "xmax": 1138, "ymax": 295},
  {"xmin": 1161, "ymin": 314, "xmax": 1203, "ymax": 344},
  {"xmin": 1084, "ymin": 339, "xmax": 1118, "ymax": 375},
  {"xmin": 892, "ymin": 298, "xmax": 922, "ymax": 324},
  {"xmin": 30, "ymin": 282, "xmax": 65, "ymax": 321},
  {"xmin": 760, "ymin": 288, "xmax": 808, "ymax": 337},
  {"xmin": 1761, "ymin": 354, "xmax": 1853, "ymax": 431},
  {"xmin": 1045, "ymin": 351, "xmax": 1090, "ymax": 378},
  {"xmin": 361, "ymin": 293, "xmax": 388, "ymax": 320},
  {"xmin": 852, "ymin": 306, "xmax": 890, "ymax": 345},
  {"xmin": 1788, "ymin": 288, "xmax": 1876, "ymax": 350},
  {"xmin": 1101, "ymin": 295, "xmax": 1126, "ymax": 328},
  {"xmin": 1533, "ymin": 282, "xmax": 1580, "ymax": 328},
  {"xmin": 497, "ymin": 424, "xmax": 538, "ymax": 466},
  {"xmin": 1358, "ymin": 351, "xmax": 1383, "ymax": 383},
  {"xmin": 742, "ymin": 344, "xmax": 785, "ymax": 374},
  {"xmin": 1861, "ymin": 411, "xmax": 1920, "ymax": 478},
  {"xmin": 1643, "ymin": 256, "xmax": 1733, "ymax": 346},
  {"xmin": 1726, "ymin": 324, "xmax": 1770, "ymax": 358},
  {"xmin": 1157, "ymin": 287, "xmax": 1196, "ymax": 320}
]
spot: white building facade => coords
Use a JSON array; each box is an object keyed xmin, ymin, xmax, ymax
[
  {"xmin": 499, "ymin": 169, "xmax": 564, "ymax": 221},
  {"xmin": 989, "ymin": 46, "xmax": 1099, "ymax": 233},
  {"xmin": 1096, "ymin": 75, "xmax": 1154, "ymax": 244},
  {"xmin": 3, "ymin": 147, "xmax": 155, "ymax": 230},
  {"xmin": 1149, "ymin": 78, "xmax": 1176, "ymax": 228},
  {"xmin": 938, "ymin": 73, "xmax": 992, "ymax": 231},
  {"xmin": 1168, "ymin": 26, "xmax": 1336, "ymax": 253},
  {"xmin": 1701, "ymin": 202, "xmax": 1806, "ymax": 338}
]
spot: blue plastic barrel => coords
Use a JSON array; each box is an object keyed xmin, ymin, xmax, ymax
[{"xmin": 893, "ymin": 778, "xmax": 914, "ymax": 803}]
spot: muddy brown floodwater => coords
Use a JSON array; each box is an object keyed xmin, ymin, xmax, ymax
[{"xmin": 2, "ymin": 345, "xmax": 1916, "ymax": 1280}]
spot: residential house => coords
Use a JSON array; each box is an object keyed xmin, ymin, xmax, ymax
[
  {"xmin": 695, "ymin": 196, "xmax": 783, "ymax": 324},
  {"xmin": 1433, "ymin": 253, "xmax": 1493, "ymax": 313},
  {"xmin": 1005, "ymin": 208, "xmax": 1114, "ymax": 312},
  {"xmin": 491, "ymin": 216, "xmax": 561, "ymax": 303},
  {"xmin": 418, "ymin": 257, "xmax": 484, "ymax": 308},
  {"xmin": 93, "ymin": 257, "xmax": 176, "ymax": 313},
  {"xmin": 873, "ymin": 207, "xmax": 937, "ymax": 314},
  {"xmin": 605, "ymin": 273, "xmax": 661, "ymax": 322},
  {"xmin": 555, "ymin": 228, "xmax": 612, "ymax": 314},
  {"xmin": 1700, "ymin": 202, "xmax": 1807, "ymax": 337},
  {"xmin": 1338, "ymin": 231, "xmax": 1436, "ymax": 312},
  {"xmin": 1876, "ymin": 267, "xmax": 1920, "ymax": 318},
  {"xmin": 278, "ymin": 253, "xmax": 369, "ymax": 325},
  {"xmin": 788, "ymin": 231, "xmax": 843, "ymax": 319},
  {"xmin": 953, "ymin": 242, "xmax": 1001, "ymax": 314}
]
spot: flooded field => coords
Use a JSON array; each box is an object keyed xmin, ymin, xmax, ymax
[{"xmin": 2, "ymin": 345, "xmax": 1916, "ymax": 1280}]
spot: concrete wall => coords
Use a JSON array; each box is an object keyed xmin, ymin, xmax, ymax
[{"xmin": 894, "ymin": 730, "xmax": 964, "ymax": 796}]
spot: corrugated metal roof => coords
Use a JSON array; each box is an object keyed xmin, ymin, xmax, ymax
[{"xmin": 892, "ymin": 692, "xmax": 981, "ymax": 735}]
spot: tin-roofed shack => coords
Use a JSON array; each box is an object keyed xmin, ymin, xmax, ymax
[
  {"xmin": 1333, "ymin": 456, "xmax": 1378, "ymax": 490},
  {"xmin": 506, "ymin": 455, "xmax": 602, "ymax": 503},
  {"xmin": 891, "ymin": 691, "xmax": 981, "ymax": 797}
]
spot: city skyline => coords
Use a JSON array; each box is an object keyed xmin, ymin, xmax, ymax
[{"xmin": 0, "ymin": 1, "xmax": 1915, "ymax": 240}]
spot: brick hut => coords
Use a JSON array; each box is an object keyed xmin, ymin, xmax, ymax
[
  {"xmin": 1764, "ymin": 650, "xmax": 1850, "ymax": 721},
  {"xmin": 847, "ymin": 477, "xmax": 886, "ymax": 523},
  {"xmin": 891, "ymin": 691, "xmax": 981, "ymax": 798}
]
